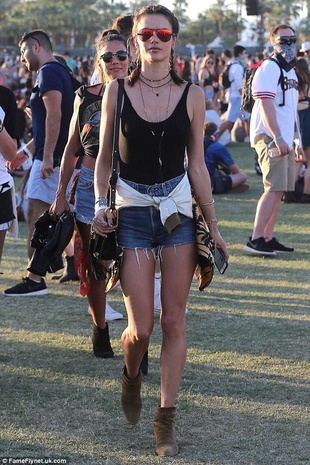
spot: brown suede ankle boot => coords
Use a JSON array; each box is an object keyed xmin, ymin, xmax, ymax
[
  {"xmin": 153, "ymin": 406, "xmax": 178, "ymax": 456},
  {"xmin": 121, "ymin": 367, "xmax": 142, "ymax": 425}
]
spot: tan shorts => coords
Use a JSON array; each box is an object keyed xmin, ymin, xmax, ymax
[{"xmin": 254, "ymin": 133, "xmax": 295, "ymax": 192}]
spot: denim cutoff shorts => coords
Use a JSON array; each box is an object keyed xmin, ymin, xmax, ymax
[
  {"xmin": 74, "ymin": 165, "xmax": 95, "ymax": 224},
  {"xmin": 117, "ymin": 174, "xmax": 195, "ymax": 252}
]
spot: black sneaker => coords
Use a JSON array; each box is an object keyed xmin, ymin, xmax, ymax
[
  {"xmin": 266, "ymin": 238, "xmax": 294, "ymax": 253},
  {"xmin": 4, "ymin": 277, "xmax": 48, "ymax": 296},
  {"xmin": 244, "ymin": 237, "xmax": 277, "ymax": 256},
  {"xmin": 255, "ymin": 162, "xmax": 262, "ymax": 176},
  {"xmin": 139, "ymin": 350, "xmax": 149, "ymax": 376}
]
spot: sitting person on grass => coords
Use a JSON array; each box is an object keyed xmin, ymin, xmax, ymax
[{"xmin": 204, "ymin": 121, "xmax": 248, "ymax": 194}]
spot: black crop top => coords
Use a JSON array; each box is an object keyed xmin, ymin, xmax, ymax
[
  {"xmin": 77, "ymin": 84, "xmax": 104, "ymax": 159},
  {"xmin": 203, "ymin": 74, "xmax": 214, "ymax": 86},
  {"xmin": 119, "ymin": 82, "xmax": 191, "ymax": 184}
]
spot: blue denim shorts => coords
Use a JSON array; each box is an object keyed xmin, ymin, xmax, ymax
[
  {"xmin": 117, "ymin": 175, "xmax": 195, "ymax": 252},
  {"xmin": 74, "ymin": 165, "xmax": 95, "ymax": 224}
]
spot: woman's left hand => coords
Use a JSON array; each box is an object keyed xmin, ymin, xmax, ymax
[{"xmin": 210, "ymin": 227, "xmax": 229, "ymax": 260}]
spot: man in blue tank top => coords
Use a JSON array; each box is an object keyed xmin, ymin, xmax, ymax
[{"xmin": 4, "ymin": 30, "xmax": 75, "ymax": 296}]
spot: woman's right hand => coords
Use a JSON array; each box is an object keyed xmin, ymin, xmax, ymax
[
  {"xmin": 7, "ymin": 150, "xmax": 27, "ymax": 170},
  {"xmin": 92, "ymin": 209, "xmax": 117, "ymax": 237},
  {"xmin": 50, "ymin": 196, "xmax": 70, "ymax": 218}
]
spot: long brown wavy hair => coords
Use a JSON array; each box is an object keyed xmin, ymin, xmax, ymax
[{"xmin": 295, "ymin": 57, "xmax": 310, "ymax": 95}]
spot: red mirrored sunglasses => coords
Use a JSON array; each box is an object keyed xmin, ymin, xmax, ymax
[{"xmin": 137, "ymin": 28, "xmax": 174, "ymax": 43}]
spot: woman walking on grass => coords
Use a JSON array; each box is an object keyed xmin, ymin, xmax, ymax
[
  {"xmin": 93, "ymin": 4, "xmax": 227, "ymax": 456},
  {"xmin": 51, "ymin": 30, "xmax": 129, "ymax": 358}
]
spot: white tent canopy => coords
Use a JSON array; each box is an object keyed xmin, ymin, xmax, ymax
[
  {"xmin": 207, "ymin": 36, "xmax": 223, "ymax": 48},
  {"xmin": 235, "ymin": 39, "xmax": 259, "ymax": 47}
]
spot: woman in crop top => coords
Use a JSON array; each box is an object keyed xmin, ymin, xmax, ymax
[
  {"xmin": 51, "ymin": 29, "xmax": 130, "ymax": 358},
  {"xmin": 198, "ymin": 53, "xmax": 220, "ymax": 107},
  {"xmin": 93, "ymin": 5, "xmax": 228, "ymax": 456}
]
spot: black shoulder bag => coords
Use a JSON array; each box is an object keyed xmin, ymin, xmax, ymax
[{"xmin": 89, "ymin": 79, "xmax": 124, "ymax": 281}]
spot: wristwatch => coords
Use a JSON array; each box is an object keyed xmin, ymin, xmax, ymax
[{"xmin": 0, "ymin": 120, "xmax": 4, "ymax": 133}]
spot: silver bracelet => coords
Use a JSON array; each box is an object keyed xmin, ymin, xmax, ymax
[{"xmin": 95, "ymin": 196, "xmax": 108, "ymax": 207}]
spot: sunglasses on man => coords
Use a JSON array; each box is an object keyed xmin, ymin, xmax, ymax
[
  {"xmin": 275, "ymin": 35, "xmax": 297, "ymax": 46},
  {"xmin": 137, "ymin": 28, "xmax": 174, "ymax": 43}
]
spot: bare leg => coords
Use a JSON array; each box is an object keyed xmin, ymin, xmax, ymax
[
  {"xmin": 0, "ymin": 229, "xmax": 7, "ymax": 264},
  {"xmin": 303, "ymin": 146, "xmax": 310, "ymax": 194},
  {"xmin": 120, "ymin": 249, "xmax": 156, "ymax": 379},
  {"xmin": 218, "ymin": 120, "xmax": 234, "ymax": 138},
  {"xmin": 230, "ymin": 172, "xmax": 247, "ymax": 188},
  {"xmin": 159, "ymin": 243, "xmax": 196, "ymax": 407},
  {"xmin": 252, "ymin": 191, "xmax": 283, "ymax": 241},
  {"xmin": 64, "ymin": 235, "xmax": 75, "ymax": 257}
]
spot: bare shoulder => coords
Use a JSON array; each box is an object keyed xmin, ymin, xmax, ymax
[
  {"xmin": 188, "ymin": 82, "xmax": 205, "ymax": 98},
  {"xmin": 106, "ymin": 77, "xmax": 129, "ymax": 96}
]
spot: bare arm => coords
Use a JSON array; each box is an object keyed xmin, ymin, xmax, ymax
[
  {"xmin": 51, "ymin": 95, "xmax": 82, "ymax": 216},
  {"xmin": 7, "ymin": 138, "xmax": 35, "ymax": 170},
  {"xmin": 228, "ymin": 163, "xmax": 241, "ymax": 174},
  {"xmin": 186, "ymin": 84, "xmax": 228, "ymax": 257},
  {"xmin": 93, "ymin": 80, "xmax": 119, "ymax": 234},
  {"xmin": 41, "ymin": 90, "xmax": 62, "ymax": 179},
  {"xmin": 198, "ymin": 68, "xmax": 207, "ymax": 89},
  {"xmin": 0, "ymin": 127, "xmax": 17, "ymax": 162}
]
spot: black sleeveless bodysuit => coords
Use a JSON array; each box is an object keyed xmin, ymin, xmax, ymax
[{"xmin": 119, "ymin": 82, "xmax": 191, "ymax": 184}]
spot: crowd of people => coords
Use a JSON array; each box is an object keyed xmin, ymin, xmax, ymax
[{"xmin": 0, "ymin": 3, "xmax": 309, "ymax": 457}]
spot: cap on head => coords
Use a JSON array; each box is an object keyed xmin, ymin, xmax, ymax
[{"xmin": 300, "ymin": 41, "xmax": 310, "ymax": 52}]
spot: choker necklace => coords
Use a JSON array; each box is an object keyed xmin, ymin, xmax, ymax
[
  {"xmin": 139, "ymin": 77, "xmax": 172, "ymax": 96},
  {"xmin": 140, "ymin": 71, "xmax": 170, "ymax": 82}
]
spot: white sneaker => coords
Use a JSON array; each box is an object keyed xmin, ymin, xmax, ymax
[
  {"xmin": 105, "ymin": 301, "xmax": 123, "ymax": 321},
  {"xmin": 87, "ymin": 301, "xmax": 123, "ymax": 321}
]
